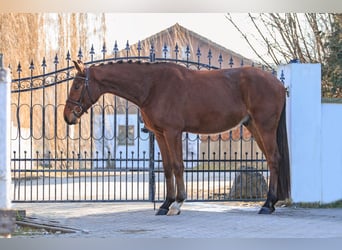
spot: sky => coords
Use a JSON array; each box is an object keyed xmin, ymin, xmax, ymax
[{"xmin": 105, "ymin": 13, "xmax": 265, "ymax": 62}]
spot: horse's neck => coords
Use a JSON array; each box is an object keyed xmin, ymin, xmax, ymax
[{"xmin": 96, "ymin": 64, "xmax": 154, "ymax": 107}]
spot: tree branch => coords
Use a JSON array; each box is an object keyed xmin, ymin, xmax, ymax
[{"xmin": 225, "ymin": 13, "xmax": 273, "ymax": 68}]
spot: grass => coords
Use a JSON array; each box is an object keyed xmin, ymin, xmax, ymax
[
  {"xmin": 292, "ymin": 200, "xmax": 342, "ymax": 208},
  {"xmin": 12, "ymin": 225, "xmax": 52, "ymax": 237}
]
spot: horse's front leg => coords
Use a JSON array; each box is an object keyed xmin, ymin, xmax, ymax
[
  {"xmin": 167, "ymin": 167, "xmax": 186, "ymax": 216},
  {"xmin": 164, "ymin": 130, "xmax": 186, "ymax": 216},
  {"xmin": 155, "ymin": 134, "xmax": 176, "ymax": 215},
  {"xmin": 156, "ymin": 168, "xmax": 176, "ymax": 215}
]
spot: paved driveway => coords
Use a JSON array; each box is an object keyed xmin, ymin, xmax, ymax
[{"xmin": 12, "ymin": 202, "xmax": 342, "ymax": 238}]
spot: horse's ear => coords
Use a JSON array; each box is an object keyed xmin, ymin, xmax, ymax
[{"xmin": 73, "ymin": 60, "xmax": 85, "ymax": 74}]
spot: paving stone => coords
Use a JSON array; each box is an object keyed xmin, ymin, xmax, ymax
[{"xmin": 12, "ymin": 202, "xmax": 342, "ymax": 238}]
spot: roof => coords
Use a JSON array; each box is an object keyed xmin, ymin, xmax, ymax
[{"xmin": 118, "ymin": 23, "xmax": 254, "ymax": 68}]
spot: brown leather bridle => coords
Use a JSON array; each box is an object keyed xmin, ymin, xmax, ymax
[{"xmin": 66, "ymin": 67, "xmax": 96, "ymax": 117}]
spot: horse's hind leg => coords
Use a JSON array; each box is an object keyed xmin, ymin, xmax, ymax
[
  {"xmin": 155, "ymin": 133, "xmax": 176, "ymax": 215},
  {"xmin": 258, "ymin": 132, "xmax": 280, "ymax": 214},
  {"xmin": 246, "ymin": 119, "xmax": 280, "ymax": 214}
]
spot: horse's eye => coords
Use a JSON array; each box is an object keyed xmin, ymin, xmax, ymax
[{"xmin": 74, "ymin": 84, "xmax": 80, "ymax": 90}]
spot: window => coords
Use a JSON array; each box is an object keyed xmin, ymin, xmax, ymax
[{"xmin": 117, "ymin": 125, "xmax": 135, "ymax": 146}]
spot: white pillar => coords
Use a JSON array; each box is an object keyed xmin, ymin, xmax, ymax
[
  {"xmin": 0, "ymin": 54, "xmax": 15, "ymax": 237},
  {"xmin": 278, "ymin": 63, "xmax": 322, "ymax": 203},
  {"xmin": 0, "ymin": 54, "xmax": 11, "ymax": 209}
]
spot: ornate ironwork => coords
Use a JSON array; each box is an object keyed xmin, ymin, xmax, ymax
[{"xmin": 10, "ymin": 42, "xmax": 274, "ymax": 203}]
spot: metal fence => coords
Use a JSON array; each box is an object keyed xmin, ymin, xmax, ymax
[{"xmin": 10, "ymin": 42, "xmax": 271, "ymax": 203}]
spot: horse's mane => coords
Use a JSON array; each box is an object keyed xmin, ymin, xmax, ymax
[
  {"xmin": 91, "ymin": 60, "xmax": 168, "ymax": 68},
  {"xmin": 116, "ymin": 59, "xmax": 167, "ymax": 65},
  {"xmin": 89, "ymin": 59, "xmax": 185, "ymax": 72}
]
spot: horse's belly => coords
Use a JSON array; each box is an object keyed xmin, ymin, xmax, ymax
[{"xmin": 184, "ymin": 111, "xmax": 246, "ymax": 134}]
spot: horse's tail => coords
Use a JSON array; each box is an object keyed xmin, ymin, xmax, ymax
[{"xmin": 276, "ymin": 100, "xmax": 291, "ymax": 200}]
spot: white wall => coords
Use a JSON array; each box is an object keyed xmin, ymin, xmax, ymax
[
  {"xmin": 279, "ymin": 63, "xmax": 342, "ymax": 204},
  {"xmin": 321, "ymin": 103, "xmax": 342, "ymax": 203}
]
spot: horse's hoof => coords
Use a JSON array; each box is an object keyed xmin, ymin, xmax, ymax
[
  {"xmin": 167, "ymin": 209, "xmax": 181, "ymax": 216},
  {"xmin": 167, "ymin": 201, "xmax": 183, "ymax": 216},
  {"xmin": 258, "ymin": 206, "xmax": 275, "ymax": 214},
  {"xmin": 155, "ymin": 208, "xmax": 169, "ymax": 215}
]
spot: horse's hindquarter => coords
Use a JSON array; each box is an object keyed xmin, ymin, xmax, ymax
[{"xmin": 237, "ymin": 67, "xmax": 286, "ymax": 122}]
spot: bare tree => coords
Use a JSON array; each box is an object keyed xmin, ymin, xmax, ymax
[
  {"xmin": 225, "ymin": 13, "xmax": 333, "ymax": 66},
  {"xmin": 226, "ymin": 13, "xmax": 341, "ymax": 97},
  {"xmin": 0, "ymin": 13, "xmax": 107, "ymax": 75}
]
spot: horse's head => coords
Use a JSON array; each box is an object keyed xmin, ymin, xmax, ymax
[{"xmin": 64, "ymin": 60, "xmax": 98, "ymax": 125}]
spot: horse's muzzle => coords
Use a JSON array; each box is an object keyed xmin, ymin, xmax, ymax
[{"xmin": 64, "ymin": 112, "xmax": 80, "ymax": 125}]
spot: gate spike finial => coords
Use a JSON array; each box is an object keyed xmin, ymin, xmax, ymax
[
  {"xmin": 185, "ymin": 45, "xmax": 190, "ymax": 66},
  {"xmin": 113, "ymin": 41, "xmax": 119, "ymax": 59},
  {"xmin": 41, "ymin": 57, "xmax": 46, "ymax": 68},
  {"xmin": 125, "ymin": 40, "xmax": 130, "ymax": 51},
  {"xmin": 174, "ymin": 43, "xmax": 179, "ymax": 53},
  {"xmin": 125, "ymin": 40, "xmax": 130, "ymax": 59},
  {"xmin": 17, "ymin": 62, "xmax": 22, "ymax": 73},
  {"xmin": 196, "ymin": 46, "xmax": 201, "ymax": 69},
  {"xmin": 137, "ymin": 40, "xmax": 142, "ymax": 58},
  {"xmin": 149, "ymin": 42, "xmax": 155, "ymax": 62},
  {"xmin": 163, "ymin": 43, "xmax": 168, "ymax": 59},
  {"xmin": 280, "ymin": 70, "xmax": 285, "ymax": 83},
  {"xmin": 174, "ymin": 43, "xmax": 179, "ymax": 62},
  {"xmin": 207, "ymin": 49, "xmax": 212, "ymax": 59},
  {"xmin": 78, "ymin": 47, "xmax": 83, "ymax": 60},
  {"xmin": 90, "ymin": 44, "xmax": 95, "ymax": 61},
  {"xmin": 207, "ymin": 49, "xmax": 212, "ymax": 69},
  {"xmin": 196, "ymin": 47, "xmax": 201, "ymax": 57},
  {"xmin": 90, "ymin": 44, "xmax": 95, "ymax": 55},
  {"xmin": 102, "ymin": 42, "xmax": 107, "ymax": 60},
  {"xmin": 29, "ymin": 60, "xmax": 35, "ymax": 70},
  {"xmin": 218, "ymin": 53, "xmax": 223, "ymax": 69},
  {"xmin": 54, "ymin": 54, "xmax": 59, "ymax": 65},
  {"xmin": 229, "ymin": 56, "xmax": 234, "ymax": 68},
  {"xmin": 66, "ymin": 50, "xmax": 71, "ymax": 61},
  {"xmin": 102, "ymin": 42, "xmax": 107, "ymax": 53},
  {"xmin": 185, "ymin": 45, "xmax": 190, "ymax": 57}
]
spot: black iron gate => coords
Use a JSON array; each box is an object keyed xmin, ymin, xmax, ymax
[{"xmin": 10, "ymin": 42, "xmax": 271, "ymax": 203}]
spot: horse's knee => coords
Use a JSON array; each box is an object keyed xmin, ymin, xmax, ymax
[{"xmin": 173, "ymin": 160, "xmax": 184, "ymax": 173}]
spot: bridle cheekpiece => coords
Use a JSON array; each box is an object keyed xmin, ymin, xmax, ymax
[{"xmin": 66, "ymin": 67, "xmax": 96, "ymax": 117}]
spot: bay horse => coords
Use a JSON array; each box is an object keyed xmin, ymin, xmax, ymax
[{"xmin": 64, "ymin": 60, "xmax": 290, "ymax": 215}]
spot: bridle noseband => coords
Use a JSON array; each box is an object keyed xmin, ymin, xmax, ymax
[{"xmin": 66, "ymin": 67, "xmax": 96, "ymax": 117}]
